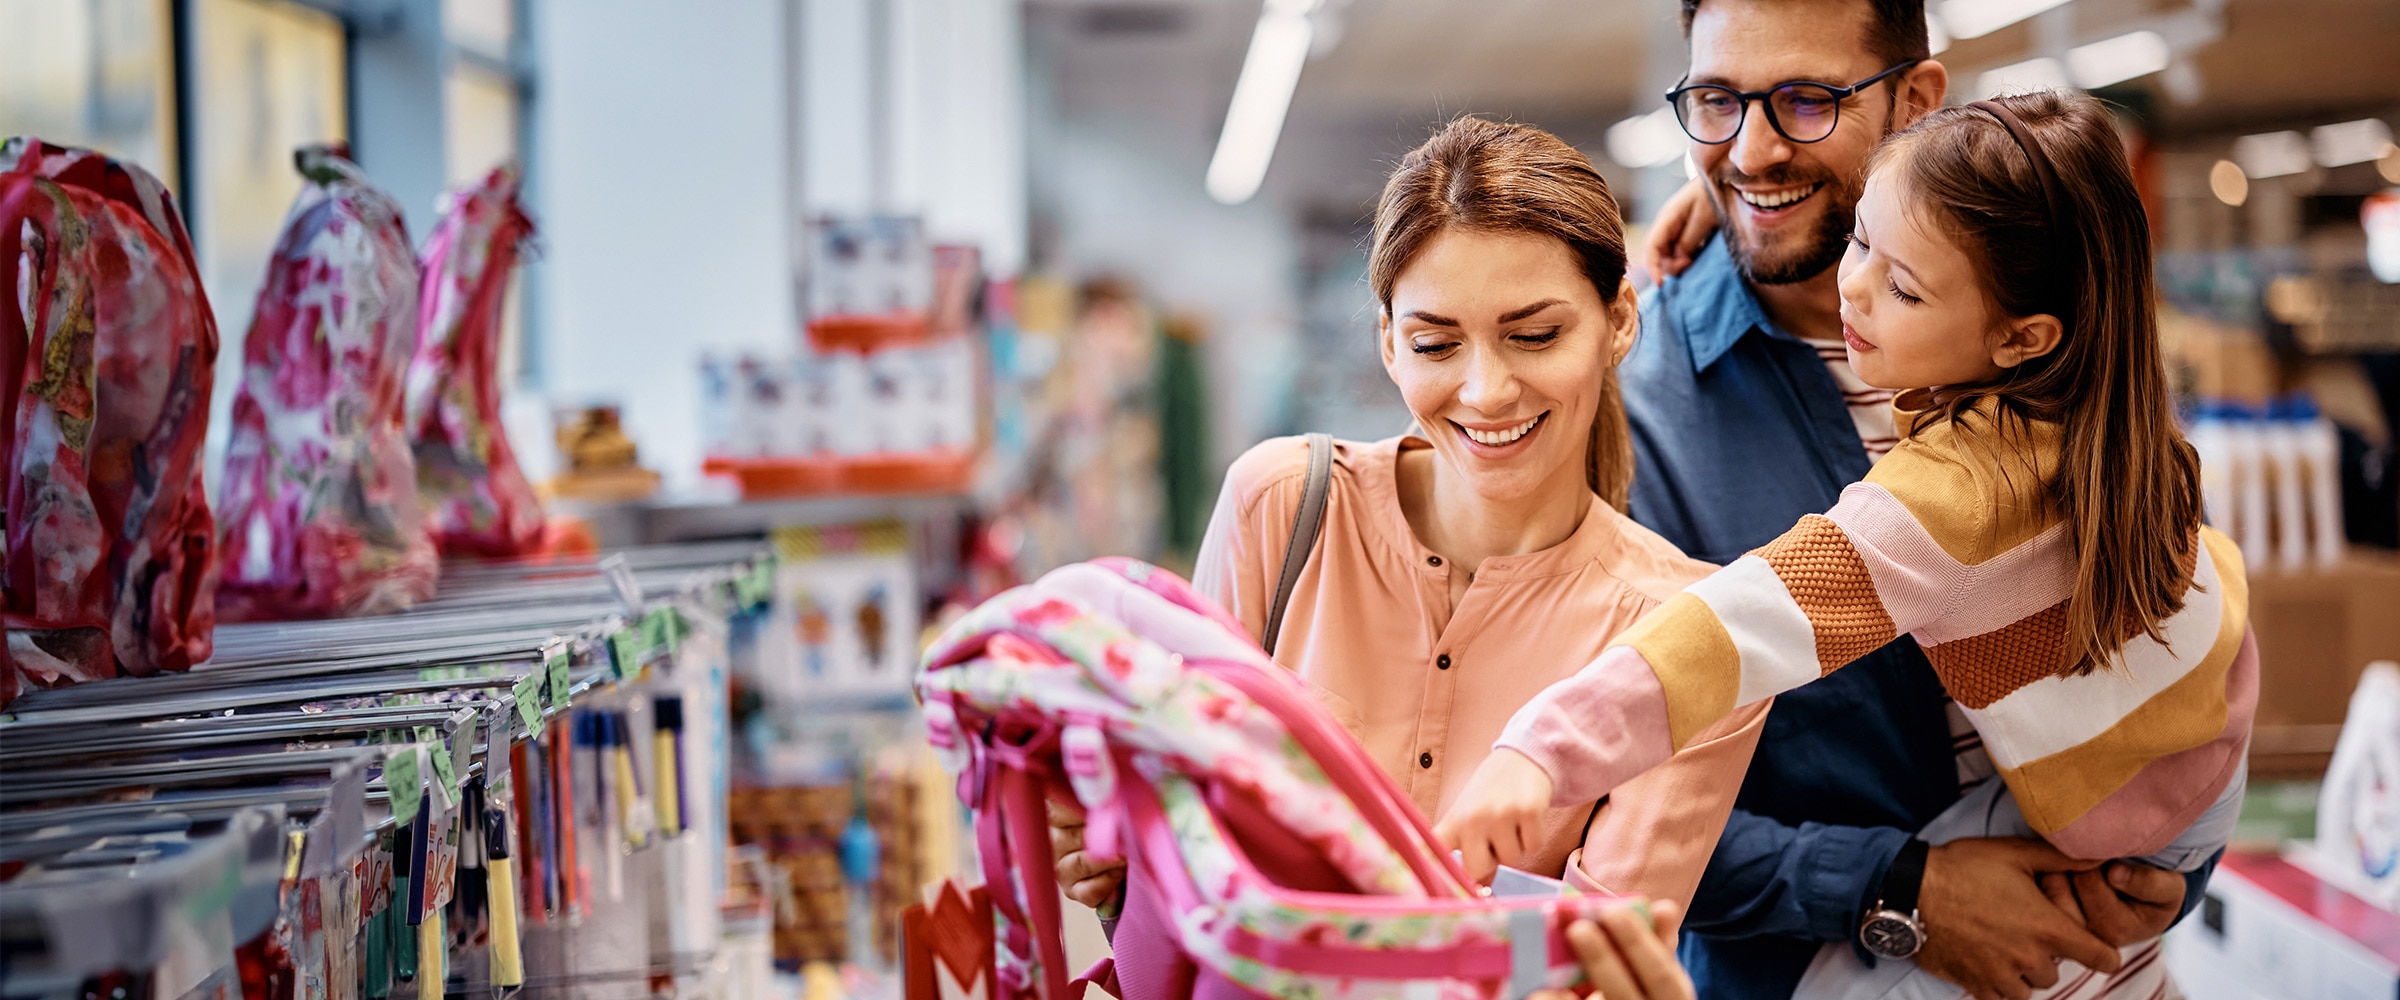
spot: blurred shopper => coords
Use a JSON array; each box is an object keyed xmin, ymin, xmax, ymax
[
  {"xmin": 1611, "ymin": 2, "xmax": 2216, "ymax": 999},
  {"xmin": 1051, "ymin": 115, "xmax": 1762, "ymax": 999}
]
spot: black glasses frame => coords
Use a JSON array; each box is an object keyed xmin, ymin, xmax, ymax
[{"xmin": 1664, "ymin": 59, "xmax": 1923, "ymax": 145}]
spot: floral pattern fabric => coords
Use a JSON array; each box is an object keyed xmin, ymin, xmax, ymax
[
  {"xmin": 1, "ymin": 138, "xmax": 219, "ymax": 703},
  {"xmin": 216, "ymin": 145, "xmax": 437, "ymax": 620},
  {"xmin": 406, "ymin": 164, "xmax": 541, "ymax": 556},
  {"xmin": 920, "ymin": 560, "xmax": 1626, "ymax": 1000}
]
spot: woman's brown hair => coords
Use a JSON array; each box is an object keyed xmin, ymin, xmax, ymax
[
  {"xmin": 1367, "ymin": 116, "xmax": 1636, "ymax": 510},
  {"xmin": 1876, "ymin": 91, "xmax": 2202, "ymax": 676}
]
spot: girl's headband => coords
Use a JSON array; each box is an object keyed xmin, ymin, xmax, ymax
[{"xmin": 1968, "ymin": 98, "xmax": 2077, "ymax": 311}]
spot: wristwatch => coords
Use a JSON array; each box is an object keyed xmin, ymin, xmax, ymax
[{"xmin": 1859, "ymin": 837, "xmax": 1930, "ymax": 960}]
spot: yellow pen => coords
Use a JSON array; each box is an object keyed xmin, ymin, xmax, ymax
[
  {"xmin": 609, "ymin": 714, "xmax": 642, "ymax": 848},
  {"xmin": 484, "ymin": 808, "xmax": 524, "ymax": 988},
  {"xmin": 653, "ymin": 697, "xmax": 683, "ymax": 838},
  {"xmin": 417, "ymin": 907, "xmax": 444, "ymax": 997}
]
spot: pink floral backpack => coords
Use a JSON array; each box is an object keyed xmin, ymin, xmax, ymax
[
  {"xmin": 406, "ymin": 163, "xmax": 542, "ymax": 556},
  {"xmin": 217, "ymin": 144, "xmax": 438, "ymax": 619},
  {"xmin": 918, "ymin": 558, "xmax": 1632, "ymax": 1000},
  {"xmin": 0, "ymin": 138, "xmax": 219, "ymax": 704}
]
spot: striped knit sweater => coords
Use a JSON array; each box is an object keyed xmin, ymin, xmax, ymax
[{"xmin": 1499, "ymin": 400, "xmax": 2259, "ymax": 861}]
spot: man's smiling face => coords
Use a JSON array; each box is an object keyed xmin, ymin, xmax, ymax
[{"xmin": 1686, "ymin": 0, "xmax": 1902, "ymax": 286}]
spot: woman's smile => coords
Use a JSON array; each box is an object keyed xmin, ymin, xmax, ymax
[{"xmin": 1454, "ymin": 412, "xmax": 1549, "ymax": 453}]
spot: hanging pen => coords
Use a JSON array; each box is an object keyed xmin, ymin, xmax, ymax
[{"xmin": 485, "ymin": 806, "xmax": 525, "ymax": 988}]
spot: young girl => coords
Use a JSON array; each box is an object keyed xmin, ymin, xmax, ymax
[{"xmin": 1440, "ymin": 90, "xmax": 2255, "ymax": 982}]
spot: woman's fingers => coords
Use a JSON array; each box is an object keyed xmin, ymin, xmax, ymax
[
  {"xmin": 1599, "ymin": 905, "xmax": 1696, "ymax": 1000},
  {"xmin": 1065, "ymin": 870, "xmax": 1124, "ymax": 910},
  {"xmin": 1565, "ymin": 918, "xmax": 1646, "ymax": 1000}
]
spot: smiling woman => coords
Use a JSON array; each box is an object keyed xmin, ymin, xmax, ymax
[{"xmin": 1051, "ymin": 115, "xmax": 1769, "ymax": 999}]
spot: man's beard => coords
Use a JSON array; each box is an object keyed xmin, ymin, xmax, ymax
[{"xmin": 1715, "ymin": 171, "xmax": 1856, "ymax": 286}]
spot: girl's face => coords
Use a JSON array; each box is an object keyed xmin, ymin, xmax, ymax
[
  {"xmin": 1381, "ymin": 227, "xmax": 1635, "ymax": 504},
  {"xmin": 1836, "ymin": 166, "xmax": 2059, "ymax": 389}
]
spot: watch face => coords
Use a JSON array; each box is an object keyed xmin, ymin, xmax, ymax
[{"xmin": 1860, "ymin": 912, "xmax": 1924, "ymax": 960}]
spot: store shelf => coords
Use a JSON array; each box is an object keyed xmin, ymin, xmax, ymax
[{"xmin": 554, "ymin": 490, "xmax": 976, "ymax": 546}]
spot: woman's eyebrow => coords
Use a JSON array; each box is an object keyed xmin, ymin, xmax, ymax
[
  {"xmin": 1498, "ymin": 299, "xmax": 1564, "ymax": 323},
  {"xmin": 1404, "ymin": 310, "xmax": 1461, "ymax": 326}
]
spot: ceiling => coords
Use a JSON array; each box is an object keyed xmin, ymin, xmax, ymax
[{"xmin": 1028, "ymin": 0, "xmax": 2400, "ymax": 228}]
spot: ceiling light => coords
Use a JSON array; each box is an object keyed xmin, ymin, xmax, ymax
[
  {"xmin": 1205, "ymin": 0, "xmax": 1320, "ymax": 205},
  {"xmin": 1606, "ymin": 108, "xmax": 1684, "ymax": 170},
  {"xmin": 2067, "ymin": 30, "xmax": 2169, "ymax": 89},
  {"xmin": 1976, "ymin": 57, "xmax": 2069, "ymax": 99},
  {"xmin": 1939, "ymin": 0, "xmax": 2072, "ymax": 40},
  {"xmin": 2233, "ymin": 131, "xmax": 2313, "ymax": 179},
  {"xmin": 2313, "ymin": 118, "xmax": 2396, "ymax": 168},
  {"xmin": 2209, "ymin": 159, "xmax": 2247, "ymax": 207}
]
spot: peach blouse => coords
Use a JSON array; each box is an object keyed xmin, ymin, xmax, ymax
[{"xmin": 1192, "ymin": 434, "xmax": 1769, "ymax": 906}]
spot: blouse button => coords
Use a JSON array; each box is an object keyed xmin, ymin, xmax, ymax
[
  {"xmin": 1419, "ymin": 751, "xmax": 1434, "ymax": 769},
  {"xmin": 1426, "ymin": 555, "xmax": 1442, "ymax": 567},
  {"xmin": 1436, "ymin": 654, "xmax": 1452, "ymax": 671}
]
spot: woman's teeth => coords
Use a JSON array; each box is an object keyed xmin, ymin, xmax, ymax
[
  {"xmin": 1463, "ymin": 414, "xmax": 1542, "ymax": 446},
  {"xmin": 1738, "ymin": 184, "xmax": 1822, "ymax": 210}
]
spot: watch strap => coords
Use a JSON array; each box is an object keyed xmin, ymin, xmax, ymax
[{"xmin": 1879, "ymin": 837, "xmax": 1930, "ymax": 914}]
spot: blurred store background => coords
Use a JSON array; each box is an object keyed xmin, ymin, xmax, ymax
[{"xmin": 5, "ymin": 0, "xmax": 2399, "ymax": 996}]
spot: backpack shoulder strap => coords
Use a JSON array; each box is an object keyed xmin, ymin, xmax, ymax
[{"xmin": 1262, "ymin": 433, "xmax": 1333, "ymax": 657}]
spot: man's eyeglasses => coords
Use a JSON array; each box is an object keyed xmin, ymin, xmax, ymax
[{"xmin": 1665, "ymin": 60, "xmax": 1922, "ymax": 146}]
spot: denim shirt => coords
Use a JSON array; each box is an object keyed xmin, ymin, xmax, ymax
[{"xmin": 1622, "ymin": 236, "xmax": 2213, "ymax": 998}]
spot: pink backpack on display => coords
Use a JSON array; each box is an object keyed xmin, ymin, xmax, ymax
[
  {"xmin": 216, "ymin": 145, "xmax": 438, "ymax": 620},
  {"xmin": 406, "ymin": 163, "xmax": 542, "ymax": 556},
  {"xmin": 918, "ymin": 558, "xmax": 1631, "ymax": 1000},
  {"xmin": 0, "ymin": 138, "xmax": 220, "ymax": 703}
]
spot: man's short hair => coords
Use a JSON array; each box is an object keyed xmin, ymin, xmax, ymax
[{"xmin": 1679, "ymin": 0, "xmax": 1933, "ymax": 68}]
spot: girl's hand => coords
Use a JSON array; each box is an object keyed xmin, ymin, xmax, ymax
[
  {"xmin": 1432, "ymin": 749, "xmax": 1555, "ymax": 883},
  {"xmin": 1529, "ymin": 899, "xmax": 1696, "ymax": 1000},
  {"xmin": 1636, "ymin": 177, "xmax": 1717, "ymax": 283},
  {"xmin": 1047, "ymin": 800, "xmax": 1126, "ymax": 911}
]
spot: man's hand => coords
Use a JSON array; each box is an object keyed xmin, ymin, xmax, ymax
[
  {"xmin": 2038, "ymin": 862, "xmax": 2187, "ymax": 948},
  {"xmin": 1912, "ymin": 838, "xmax": 2125, "ymax": 1000},
  {"xmin": 1046, "ymin": 800, "xmax": 1125, "ymax": 911},
  {"xmin": 1637, "ymin": 177, "xmax": 1717, "ymax": 282},
  {"xmin": 1527, "ymin": 900, "xmax": 1695, "ymax": 1000},
  {"xmin": 1432, "ymin": 749, "xmax": 1555, "ymax": 883}
]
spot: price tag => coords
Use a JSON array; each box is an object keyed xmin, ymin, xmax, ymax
[
  {"xmin": 609, "ymin": 627, "xmax": 642, "ymax": 680},
  {"xmin": 512, "ymin": 674, "xmax": 543, "ymax": 728},
  {"xmin": 386, "ymin": 747, "xmax": 424, "ymax": 825},
  {"xmin": 429, "ymin": 736, "xmax": 458, "ymax": 796},
  {"xmin": 735, "ymin": 560, "xmax": 771, "ymax": 608},
  {"xmin": 446, "ymin": 723, "xmax": 474, "ymax": 796},
  {"xmin": 545, "ymin": 643, "xmax": 572, "ymax": 709}
]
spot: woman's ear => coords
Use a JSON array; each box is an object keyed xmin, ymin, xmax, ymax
[
  {"xmin": 1378, "ymin": 310, "xmax": 1398, "ymax": 369},
  {"xmin": 1993, "ymin": 312, "xmax": 2063, "ymax": 369},
  {"xmin": 1606, "ymin": 278, "xmax": 1640, "ymax": 365}
]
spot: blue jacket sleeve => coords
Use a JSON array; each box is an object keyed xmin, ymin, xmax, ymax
[
  {"xmin": 1683, "ymin": 807, "xmax": 1913, "ymax": 943},
  {"xmin": 2172, "ymin": 849, "xmax": 2223, "ymax": 927}
]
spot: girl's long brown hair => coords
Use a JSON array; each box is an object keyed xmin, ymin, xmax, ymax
[
  {"xmin": 1367, "ymin": 116, "xmax": 1636, "ymax": 511},
  {"xmin": 1877, "ymin": 91, "xmax": 2202, "ymax": 676}
]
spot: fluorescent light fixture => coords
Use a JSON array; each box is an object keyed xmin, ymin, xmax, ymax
[
  {"xmin": 1205, "ymin": 0, "xmax": 1319, "ymax": 205},
  {"xmin": 1939, "ymin": 0, "xmax": 2072, "ymax": 40},
  {"xmin": 2233, "ymin": 130, "xmax": 2313, "ymax": 179},
  {"xmin": 2067, "ymin": 30, "xmax": 2169, "ymax": 88},
  {"xmin": 1976, "ymin": 57, "xmax": 2069, "ymax": 99},
  {"xmin": 1927, "ymin": 15, "xmax": 1953, "ymax": 55},
  {"xmin": 2313, "ymin": 118, "xmax": 2396, "ymax": 168},
  {"xmin": 2209, "ymin": 159, "xmax": 2247, "ymax": 207},
  {"xmin": 1606, "ymin": 108, "xmax": 1684, "ymax": 170}
]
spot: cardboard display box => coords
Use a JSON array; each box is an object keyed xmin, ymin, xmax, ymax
[{"xmin": 2247, "ymin": 551, "xmax": 2400, "ymax": 778}]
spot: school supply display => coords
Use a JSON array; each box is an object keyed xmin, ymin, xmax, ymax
[
  {"xmin": 216, "ymin": 144, "xmax": 437, "ymax": 620},
  {"xmin": 0, "ymin": 137, "xmax": 220, "ymax": 704},
  {"xmin": 0, "ymin": 541, "xmax": 773, "ymax": 1000},
  {"xmin": 919, "ymin": 558, "xmax": 1641, "ymax": 1000},
  {"xmin": 407, "ymin": 164, "xmax": 543, "ymax": 557},
  {"xmin": 2187, "ymin": 395, "xmax": 2346, "ymax": 571}
]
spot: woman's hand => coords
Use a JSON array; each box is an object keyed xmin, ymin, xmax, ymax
[
  {"xmin": 1432, "ymin": 749, "xmax": 1555, "ymax": 883},
  {"xmin": 1636, "ymin": 177, "xmax": 1717, "ymax": 283},
  {"xmin": 1528, "ymin": 899, "xmax": 1696, "ymax": 1000},
  {"xmin": 1047, "ymin": 800, "xmax": 1126, "ymax": 911}
]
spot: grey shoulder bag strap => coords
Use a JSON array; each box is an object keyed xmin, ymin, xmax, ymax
[{"xmin": 1261, "ymin": 433, "xmax": 1334, "ymax": 657}]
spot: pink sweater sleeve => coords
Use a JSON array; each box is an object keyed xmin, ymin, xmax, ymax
[{"xmin": 1494, "ymin": 645, "xmax": 1682, "ymax": 807}]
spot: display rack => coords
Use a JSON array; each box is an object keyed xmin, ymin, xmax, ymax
[{"xmin": 0, "ymin": 542, "xmax": 778, "ymax": 1000}]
